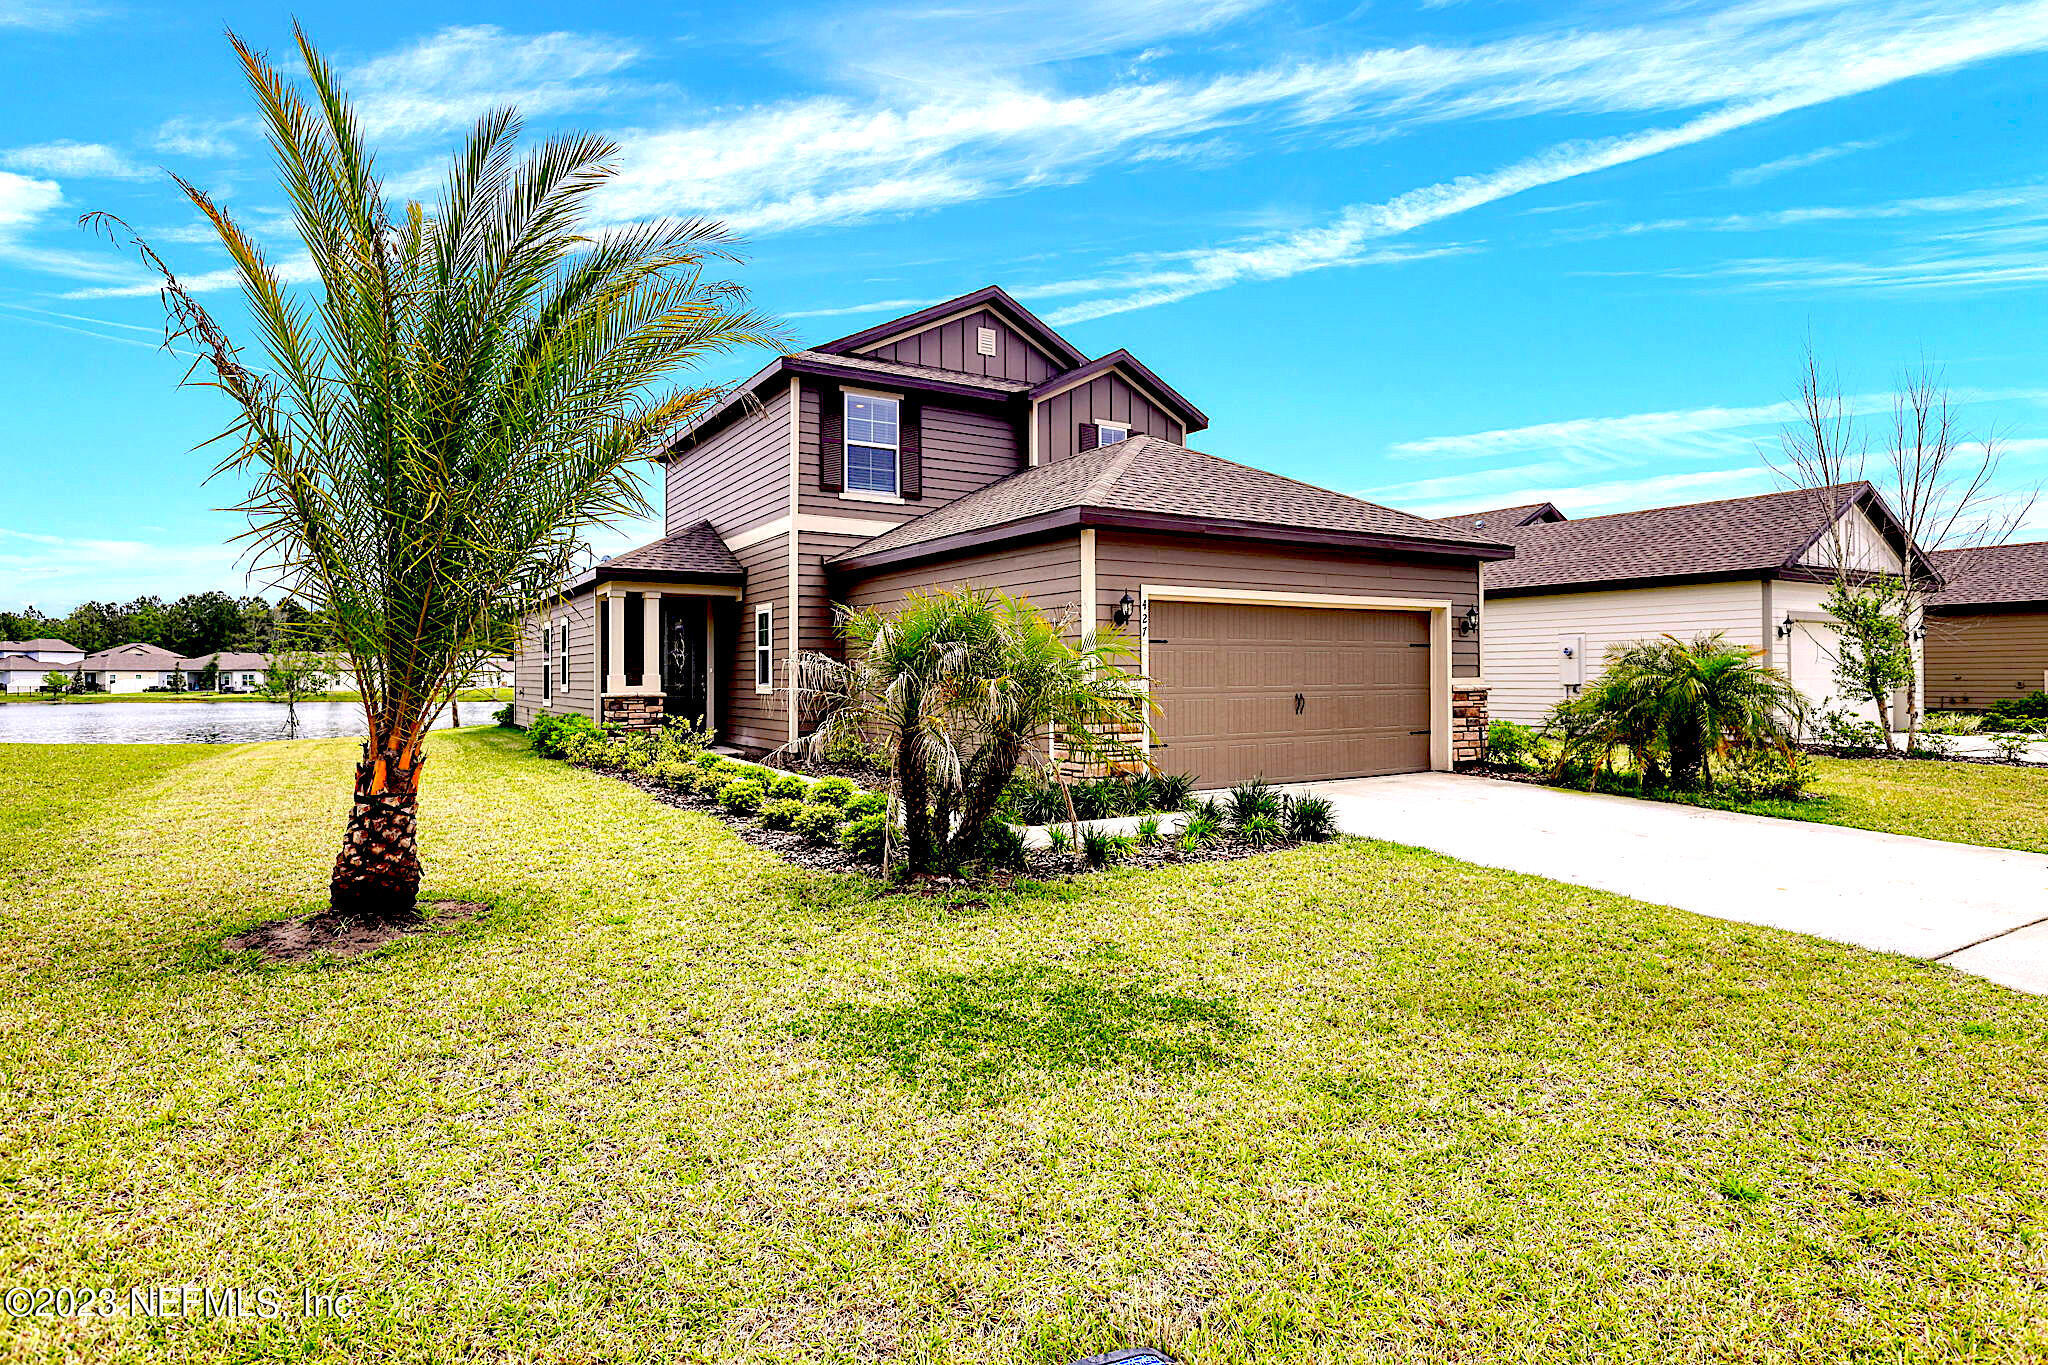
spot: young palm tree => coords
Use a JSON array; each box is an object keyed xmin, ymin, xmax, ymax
[
  {"xmin": 1551, "ymin": 633, "xmax": 1807, "ymax": 789},
  {"xmin": 792, "ymin": 588, "xmax": 1145, "ymax": 873},
  {"xmin": 96, "ymin": 28, "xmax": 777, "ymax": 923}
]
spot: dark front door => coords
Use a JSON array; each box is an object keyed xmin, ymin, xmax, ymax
[{"xmin": 661, "ymin": 597, "xmax": 709, "ymax": 726}]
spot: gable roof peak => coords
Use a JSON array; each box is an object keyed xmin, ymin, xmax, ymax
[{"xmin": 814, "ymin": 284, "xmax": 1088, "ymax": 368}]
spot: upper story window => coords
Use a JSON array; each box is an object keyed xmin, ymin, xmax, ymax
[
  {"xmin": 844, "ymin": 392, "xmax": 900, "ymax": 495},
  {"xmin": 1097, "ymin": 423, "xmax": 1130, "ymax": 446}
]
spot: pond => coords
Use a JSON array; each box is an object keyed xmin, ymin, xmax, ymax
[{"xmin": 0, "ymin": 699, "xmax": 482, "ymax": 744}]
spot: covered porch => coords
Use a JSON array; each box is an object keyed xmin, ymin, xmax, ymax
[{"xmin": 592, "ymin": 579, "xmax": 741, "ymax": 732}]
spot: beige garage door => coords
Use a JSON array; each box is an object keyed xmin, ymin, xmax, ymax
[{"xmin": 1147, "ymin": 600, "xmax": 1432, "ymax": 787}]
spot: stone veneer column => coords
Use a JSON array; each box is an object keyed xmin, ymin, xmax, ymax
[{"xmin": 1452, "ymin": 685, "xmax": 1489, "ymax": 769}]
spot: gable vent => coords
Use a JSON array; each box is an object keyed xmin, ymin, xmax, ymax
[{"xmin": 975, "ymin": 325, "xmax": 998, "ymax": 356}]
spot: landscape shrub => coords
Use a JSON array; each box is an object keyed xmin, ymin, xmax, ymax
[
  {"xmin": 693, "ymin": 751, "xmax": 725, "ymax": 771},
  {"xmin": 1177, "ymin": 811, "xmax": 1222, "ymax": 851},
  {"xmin": 1236, "ymin": 812, "xmax": 1285, "ymax": 846},
  {"xmin": 1484, "ymin": 719, "xmax": 1541, "ymax": 769},
  {"xmin": 808, "ymin": 776, "xmax": 858, "ymax": 807},
  {"xmin": 560, "ymin": 732, "xmax": 611, "ymax": 766},
  {"xmin": 1045, "ymin": 825, "xmax": 1073, "ymax": 856},
  {"xmin": 1920, "ymin": 711, "xmax": 1984, "ymax": 735},
  {"xmin": 975, "ymin": 819, "xmax": 1028, "ymax": 872},
  {"xmin": 765, "ymin": 771, "xmax": 811, "ymax": 801},
  {"xmin": 1985, "ymin": 691, "xmax": 2048, "ymax": 729},
  {"xmin": 1079, "ymin": 827, "xmax": 1130, "ymax": 868},
  {"xmin": 1002, "ymin": 769, "xmax": 1199, "ymax": 824},
  {"xmin": 1718, "ymin": 745, "xmax": 1815, "ymax": 801},
  {"xmin": 649, "ymin": 759, "xmax": 694, "ymax": 786},
  {"xmin": 492, "ymin": 702, "xmax": 517, "ymax": 728},
  {"xmin": 1989, "ymin": 728, "xmax": 2041, "ymax": 762},
  {"xmin": 842, "ymin": 791, "xmax": 887, "ymax": 820},
  {"xmin": 759, "ymin": 798, "xmax": 805, "ymax": 830},
  {"xmin": 1909, "ymin": 730, "xmax": 1959, "ymax": 759},
  {"xmin": 839, "ymin": 812, "xmax": 889, "ymax": 863},
  {"xmin": 528, "ymin": 710, "xmax": 600, "ymax": 759},
  {"xmin": 1134, "ymin": 815, "xmax": 1162, "ymax": 844},
  {"xmin": 1808, "ymin": 706, "xmax": 1888, "ymax": 755},
  {"xmin": 792, "ymin": 803, "xmax": 843, "ymax": 843},
  {"xmin": 1282, "ymin": 794, "xmax": 1338, "ymax": 842},
  {"xmin": 1227, "ymin": 779, "xmax": 1282, "ymax": 827},
  {"xmin": 718, "ymin": 779, "xmax": 765, "ymax": 815}
]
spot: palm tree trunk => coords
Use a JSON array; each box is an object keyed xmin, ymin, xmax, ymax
[{"xmin": 330, "ymin": 728, "xmax": 424, "ymax": 923}]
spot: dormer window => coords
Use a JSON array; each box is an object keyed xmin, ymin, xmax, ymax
[{"xmin": 844, "ymin": 392, "xmax": 900, "ymax": 496}]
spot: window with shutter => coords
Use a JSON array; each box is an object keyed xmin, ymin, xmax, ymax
[
  {"xmin": 818, "ymin": 383, "xmax": 844, "ymax": 491},
  {"xmin": 843, "ymin": 391, "xmax": 900, "ymax": 496},
  {"xmin": 1077, "ymin": 422, "xmax": 1098, "ymax": 451}
]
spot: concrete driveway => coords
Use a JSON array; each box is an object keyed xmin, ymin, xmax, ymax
[{"xmin": 1295, "ymin": 773, "xmax": 2048, "ymax": 995}]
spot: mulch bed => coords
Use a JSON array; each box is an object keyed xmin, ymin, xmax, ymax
[
  {"xmin": 223, "ymin": 900, "xmax": 488, "ymax": 964},
  {"xmin": 599, "ymin": 763, "xmax": 1319, "ymax": 882}
]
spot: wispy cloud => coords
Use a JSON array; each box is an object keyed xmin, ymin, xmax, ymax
[
  {"xmin": 0, "ymin": 0, "xmax": 104, "ymax": 30},
  {"xmin": 1727, "ymin": 137, "xmax": 1885, "ymax": 186},
  {"xmin": 0, "ymin": 528, "xmax": 255, "ymax": 611},
  {"xmin": 345, "ymin": 25, "xmax": 647, "ymax": 140},
  {"xmin": 783, "ymin": 296, "xmax": 936, "ymax": 319},
  {"xmin": 60, "ymin": 251, "xmax": 320, "ymax": 300},
  {"xmin": 1, "ymin": 141, "xmax": 151, "ymax": 180},
  {"xmin": 150, "ymin": 116, "xmax": 258, "ymax": 161},
  {"xmin": 1396, "ymin": 467, "xmax": 1778, "ymax": 519}
]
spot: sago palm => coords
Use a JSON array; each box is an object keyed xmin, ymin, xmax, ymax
[{"xmin": 96, "ymin": 28, "xmax": 777, "ymax": 923}]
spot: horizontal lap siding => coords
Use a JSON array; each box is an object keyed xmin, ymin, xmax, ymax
[
  {"xmin": 666, "ymin": 384, "xmax": 789, "ymax": 538},
  {"xmin": 1037, "ymin": 374, "xmax": 1185, "ymax": 465},
  {"xmin": 862, "ymin": 309, "xmax": 1060, "ymax": 383},
  {"xmin": 1482, "ymin": 581, "xmax": 1765, "ymax": 725},
  {"xmin": 1925, "ymin": 609, "xmax": 2048, "ymax": 709},
  {"xmin": 513, "ymin": 593, "xmax": 598, "ymax": 724},
  {"xmin": 838, "ymin": 536, "xmax": 1084, "ymax": 630},
  {"xmin": 1093, "ymin": 532, "xmax": 1481, "ymax": 674},
  {"xmin": 797, "ymin": 384, "xmax": 1021, "ymax": 519}
]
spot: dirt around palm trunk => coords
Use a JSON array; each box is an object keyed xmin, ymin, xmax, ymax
[{"xmin": 223, "ymin": 899, "xmax": 486, "ymax": 963}]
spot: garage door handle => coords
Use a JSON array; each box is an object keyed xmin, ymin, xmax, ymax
[{"xmin": 1293, "ymin": 692, "xmax": 1304, "ymax": 715}]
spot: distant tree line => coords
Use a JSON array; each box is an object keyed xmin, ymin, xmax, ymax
[{"xmin": 0, "ymin": 593, "xmax": 335, "ymax": 657}]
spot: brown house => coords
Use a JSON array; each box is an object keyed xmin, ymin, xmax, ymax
[
  {"xmin": 1924, "ymin": 540, "xmax": 2048, "ymax": 710},
  {"xmin": 513, "ymin": 286, "xmax": 1510, "ymax": 785}
]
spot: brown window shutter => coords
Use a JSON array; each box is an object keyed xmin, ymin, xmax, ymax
[
  {"xmin": 818, "ymin": 384, "xmax": 844, "ymax": 491},
  {"xmin": 899, "ymin": 398, "xmax": 922, "ymax": 499},
  {"xmin": 1077, "ymin": 422, "xmax": 1098, "ymax": 452}
]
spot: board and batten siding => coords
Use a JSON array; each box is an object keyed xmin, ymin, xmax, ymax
[
  {"xmin": 1035, "ymin": 373, "xmax": 1186, "ymax": 466},
  {"xmin": 1925, "ymin": 609, "xmax": 2046, "ymax": 710},
  {"xmin": 796, "ymin": 381, "xmax": 1022, "ymax": 520},
  {"xmin": 664, "ymin": 383, "xmax": 790, "ymax": 539},
  {"xmin": 1093, "ymin": 532, "xmax": 1482, "ymax": 676},
  {"xmin": 513, "ymin": 593, "xmax": 599, "ymax": 725},
  {"xmin": 1482, "ymin": 580, "xmax": 1768, "ymax": 725},
  {"xmin": 859, "ymin": 307, "xmax": 1061, "ymax": 384}
]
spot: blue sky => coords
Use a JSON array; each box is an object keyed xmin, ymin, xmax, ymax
[{"xmin": 3, "ymin": 0, "xmax": 2047, "ymax": 611}]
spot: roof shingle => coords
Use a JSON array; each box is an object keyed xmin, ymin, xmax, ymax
[
  {"xmin": 1926, "ymin": 540, "xmax": 2048, "ymax": 608},
  {"xmin": 1476, "ymin": 484, "xmax": 1886, "ymax": 593},
  {"xmin": 830, "ymin": 435, "xmax": 1506, "ymax": 566},
  {"xmin": 1429, "ymin": 503, "xmax": 1564, "ymax": 534}
]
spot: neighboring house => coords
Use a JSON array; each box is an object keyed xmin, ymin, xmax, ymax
[
  {"xmin": 514, "ymin": 285, "xmax": 1511, "ymax": 785},
  {"xmin": 1434, "ymin": 483, "xmax": 1932, "ymax": 726},
  {"xmin": 1923, "ymin": 540, "xmax": 2048, "ymax": 710},
  {"xmin": 464, "ymin": 657, "xmax": 514, "ymax": 689},
  {"xmin": 0, "ymin": 655, "xmax": 67, "ymax": 693},
  {"xmin": 0, "ymin": 637, "xmax": 85, "ymax": 665},
  {"xmin": 78, "ymin": 643, "xmax": 185, "ymax": 693},
  {"xmin": 177, "ymin": 652, "xmax": 273, "ymax": 692}
]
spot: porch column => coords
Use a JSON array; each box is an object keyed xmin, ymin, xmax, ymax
[
  {"xmin": 605, "ymin": 591, "xmax": 627, "ymax": 694},
  {"xmin": 704, "ymin": 598, "xmax": 717, "ymax": 734},
  {"xmin": 643, "ymin": 591, "xmax": 663, "ymax": 693}
]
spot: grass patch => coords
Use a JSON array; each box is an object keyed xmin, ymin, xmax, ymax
[
  {"xmin": 2, "ymin": 734, "xmax": 2047, "ymax": 1361},
  {"xmin": 813, "ymin": 957, "xmax": 1250, "ymax": 1104},
  {"xmin": 1615, "ymin": 755, "xmax": 2048, "ymax": 853}
]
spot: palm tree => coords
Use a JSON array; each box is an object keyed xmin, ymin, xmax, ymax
[
  {"xmin": 1550, "ymin": 633, "xmax": 1807, "ymax": 789},
  {"xmin": 95, "ymin": 28, "xmax": 778, "ymax": 923},
  {"xmin": 792, "ymin": 588, "xmax": 1145, "ymax": 873}
]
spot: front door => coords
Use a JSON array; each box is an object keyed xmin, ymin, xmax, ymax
[{"xmin": 661, "ymin": 597, "xmax": 710, "ymax": 727}]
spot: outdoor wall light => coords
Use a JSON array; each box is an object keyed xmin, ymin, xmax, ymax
[
  {"xmin": 1458, "ymin": 604, "xmax": 1480, "ymax": 635},
  {"xmin": 1112, "ymin": 591, "xmax": 1135, "ymax": 626},
  {"xmin": 1776, "ymin": 612, "xmax": 1796, "ymax": 639}
]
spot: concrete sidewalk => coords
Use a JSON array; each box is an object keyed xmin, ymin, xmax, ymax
[{"xmin": 1297, "ymin": 773, "xmax": 2048, "ymax": 995}]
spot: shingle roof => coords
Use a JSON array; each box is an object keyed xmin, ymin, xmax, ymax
[
  {"xmin": 81, "ymin": 643, "xmax": 182, "ymax": 668},
  {"xmin": 0, "ymin": 638, "xmax": 81, "ymax": 652},
  {"xmin": 1480, "ymin": 483, "xmax": 1885, "ymax": 594},
  {"xmin": 177, "ymin": 651, "xmax": 272, "ymax": 671},
  {"xmin": 1430, "ymin": 503, "xmax": 1565, "ymax": 533},
  {"xmin": 1926, "ymin": 540, "xmax": 2048, "ymax": 608},
  {"xmin": 560, "ymin": 520, "xmax": 745, "ymax": 595},
  {"xmin": 830, "ymin": 435, "xmax": 1507, "ymax": 566},
  {"xmin": 0, "ymin": 655, "xmax": 59, "ymax": 672}
]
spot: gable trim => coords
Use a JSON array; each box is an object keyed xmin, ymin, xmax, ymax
[
  {"xmin": 852, "ymin": 303, "xmax": 1068, "ymax": 369},
  {"xmin": 815, "ymin": 286, "xmax": 1089, "ymax": 368}
]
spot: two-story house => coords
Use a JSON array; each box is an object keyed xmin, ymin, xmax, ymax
[{"xmin": 513, "ymin": 287, "xmax": 1511, "ymax": 786}]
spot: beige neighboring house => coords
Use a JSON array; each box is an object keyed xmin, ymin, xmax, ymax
[
  {"xmin": 0, "ymin": 655, "xmax": 64, "ymax": 693},
  {"xmin": 79, "ymin": 643, "xmax": 185, "ymax": 693},
  {"xmin": 1923, "ymin": 540, "xmax": 2048, "ymax": 710},
  {"xmin": 177, "ymin": 651, "xmax": 273, "ymax": 692},
  {"xmin": 1432, "ymin": 483, "xmax": 1932, "ymax": 727}
]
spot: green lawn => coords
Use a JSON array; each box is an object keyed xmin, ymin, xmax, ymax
[
  {"xmin": 3, "ymin": 733, "xmax": 2045, "ymax": 1363},
  {"xmin": 1650, "ymin": 756, "xmax": 2048, "ymax": 854}
]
